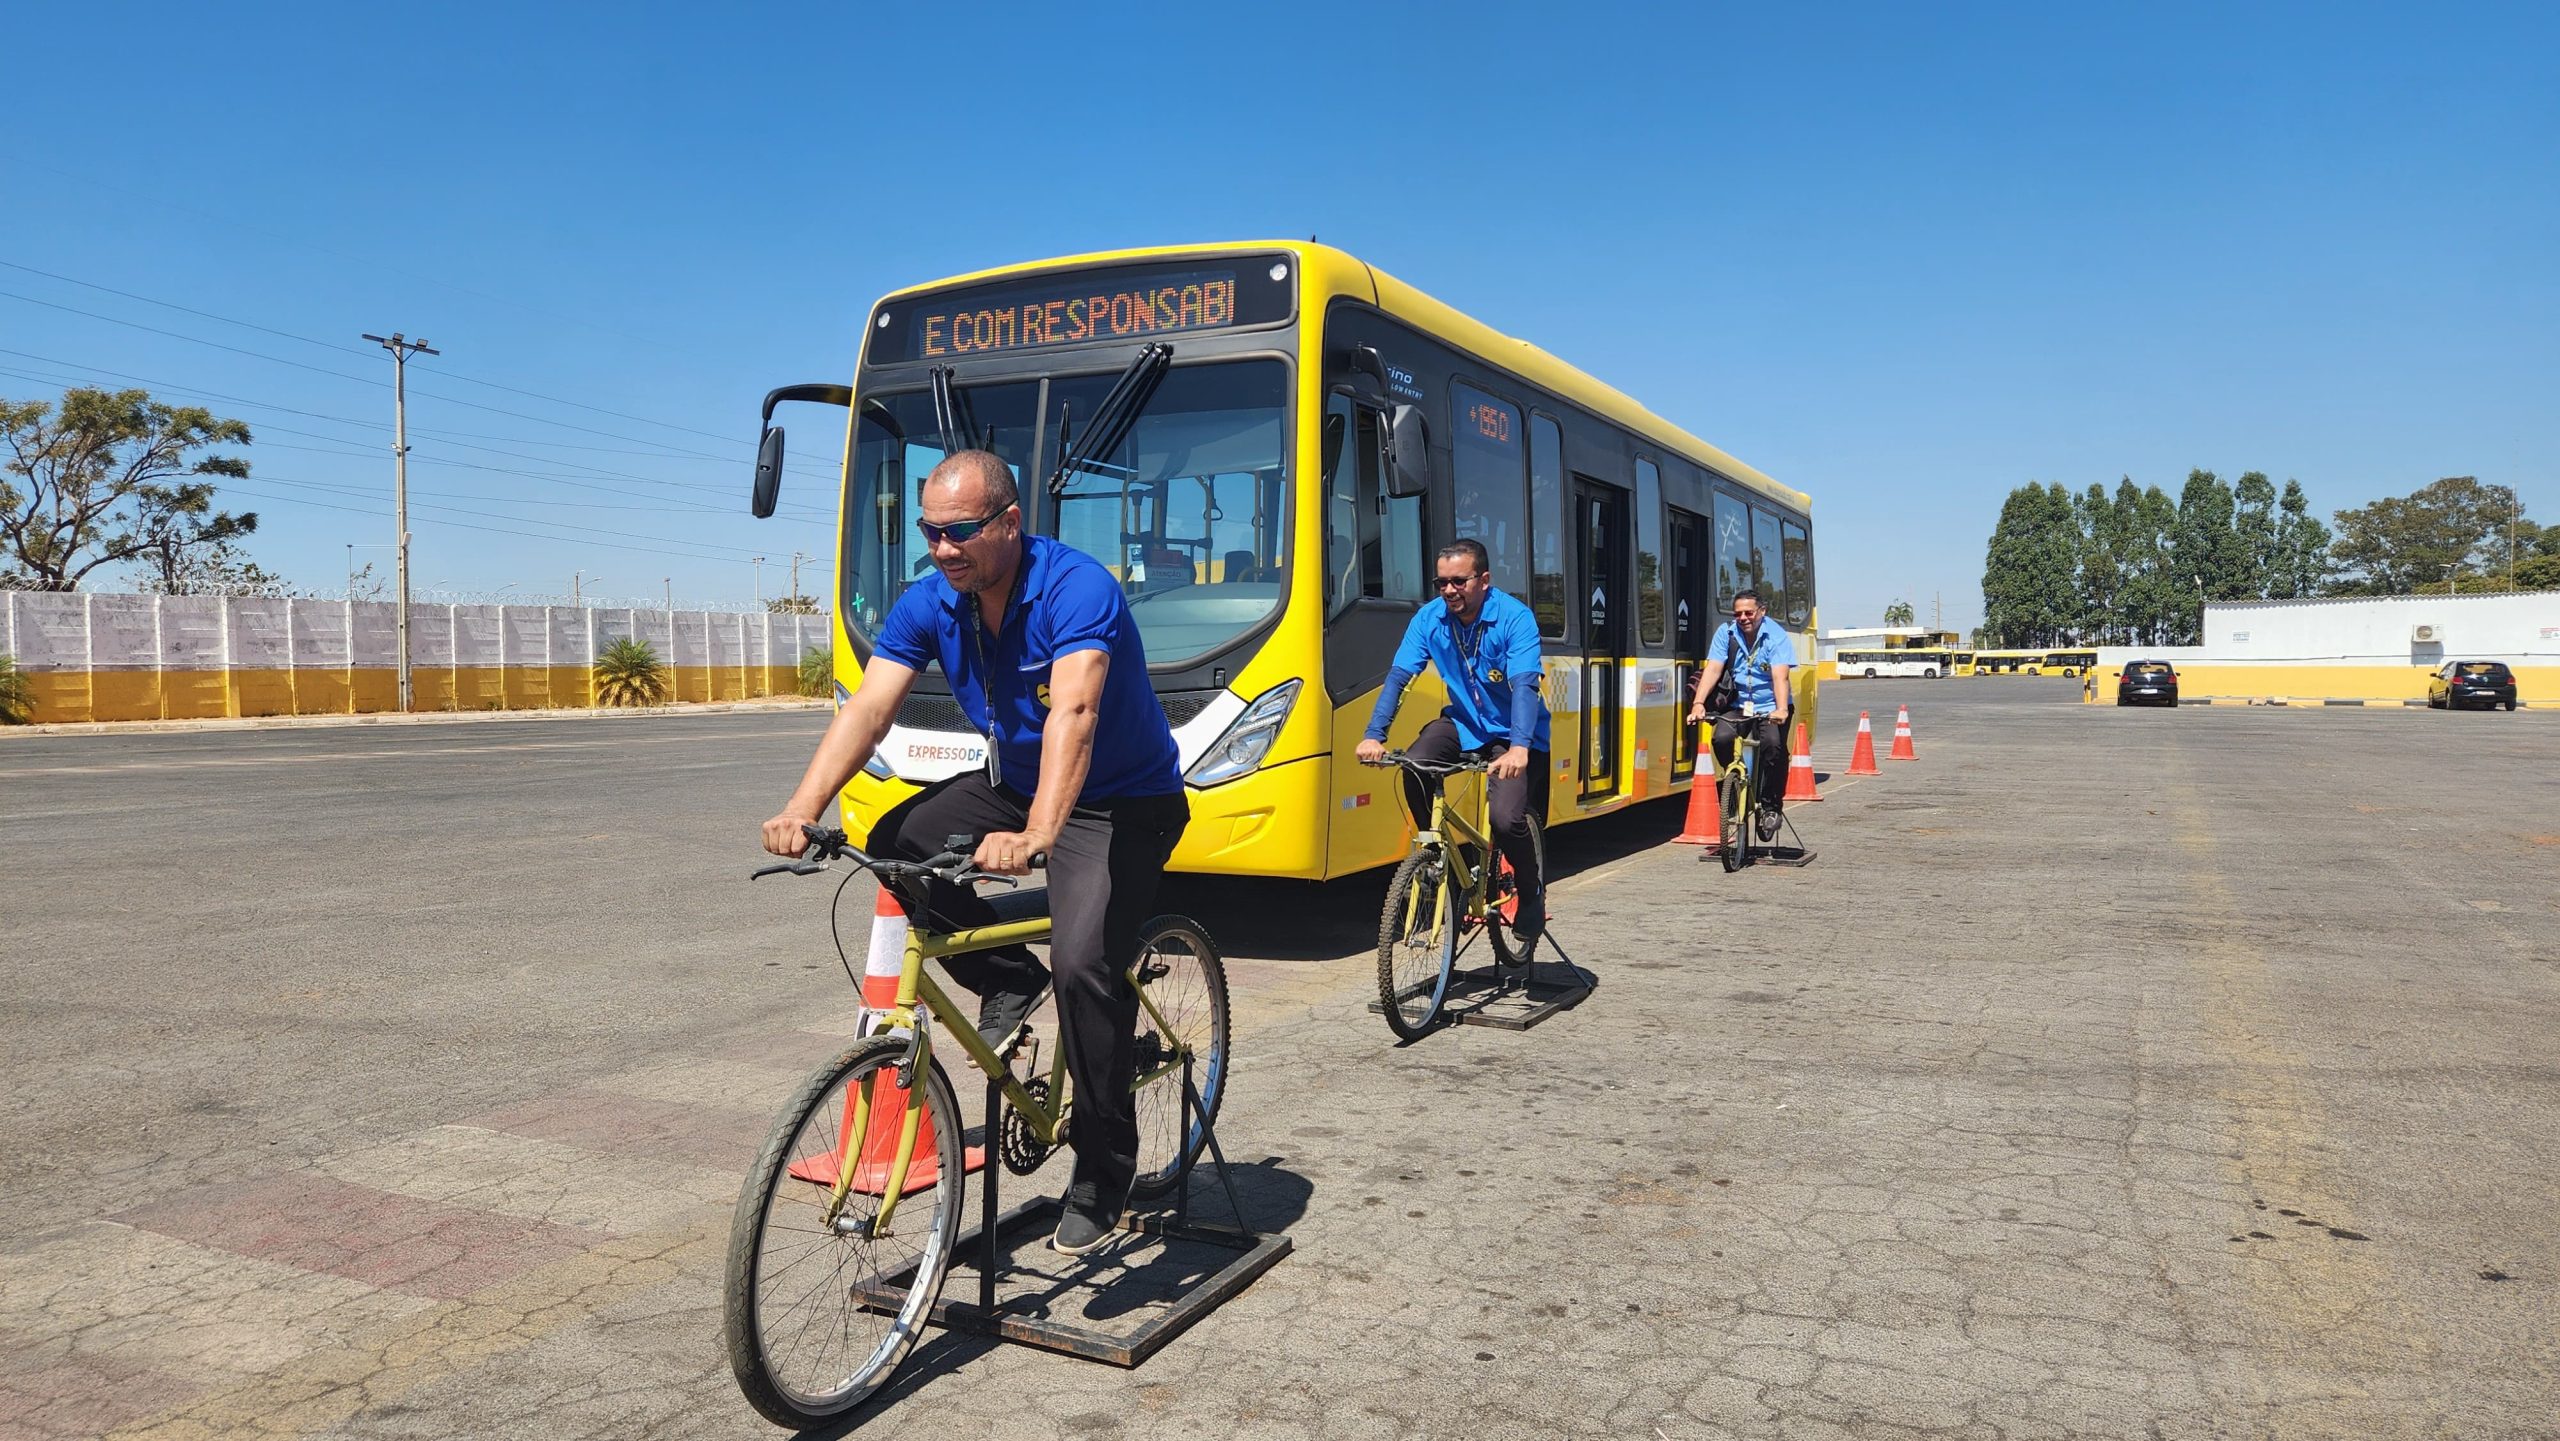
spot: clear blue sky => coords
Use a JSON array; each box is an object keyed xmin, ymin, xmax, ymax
[{"xmin": 3, "ymin": 1, "xmax": 2551, "ymax": 625}]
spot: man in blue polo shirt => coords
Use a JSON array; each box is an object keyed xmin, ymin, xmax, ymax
[
  {"xmin": 1355, "ymin": 538, "xmax": 1552, "ymax": 941},
  {"xmin": 1685, "ymin": 587, "xmax": 1795, "ymax": 843},
  {"xmin": 762, "ymin": 450, "xmax": 1187, "ymax": 1255}
]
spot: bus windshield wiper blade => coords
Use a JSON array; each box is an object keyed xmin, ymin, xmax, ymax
[
  {"xmin": 929, "ymin": 365, "xmax": 981, "ymax": 453},
  {"xmin": 1047, "ymin": 343, "xmax": 1171, "ymax": 495}
]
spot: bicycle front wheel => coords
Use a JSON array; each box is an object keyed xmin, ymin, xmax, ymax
[
  {"xmin": 1128, "ymin": 914, "xmax": 1231, "ymax": 1200},
  {"xmin": 1379, "ymin": 848, "xmax": 1458, "ymax": 1039},
  {"xmin": 1719, "ymin": 770, "xmax": 1749, "ymax": 873},
  {"xmin": 723, "ymin": 1033, "xmax": 965, "ymax": 1428}
]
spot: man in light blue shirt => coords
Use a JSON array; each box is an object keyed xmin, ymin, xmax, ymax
[
  {"xmin": 1355, "ymin": 538, "xmax": 1552, "ymax": 939},
  {"xmin": 1686, "ymin": 587, "xmax": 1796, "ymax": 841}
]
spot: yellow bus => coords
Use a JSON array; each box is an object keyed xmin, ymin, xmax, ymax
[{"xmin": 748, "ymin": 242, "xmax": 1815, "ymax": 879}]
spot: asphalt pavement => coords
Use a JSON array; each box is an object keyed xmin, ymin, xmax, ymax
[{"xmin": 2, "ymin": 685, "xmax": 2554, "ymax": 1440}]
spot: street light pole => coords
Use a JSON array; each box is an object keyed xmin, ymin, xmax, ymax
[
  {"xmin": 362, "ymin": 332, "xmax": 439, "ymax": 711},
  {"xmin": 751, "ymin": 556, "xmax": 765, "ymax": 608}
]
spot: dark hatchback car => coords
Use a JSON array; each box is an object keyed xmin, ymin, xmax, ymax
[
  {"xmin": 2430, "ymin": 660, "xmax": 2518, "ymax": 711},
  {"xmin": 2117, "ymin": 661, "xmax": 2180, "ymax": 707}
]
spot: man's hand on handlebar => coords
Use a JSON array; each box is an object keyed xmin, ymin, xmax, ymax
[
  {"xmin": 1355, "ymin": 737, "xmax": 1387, "ymax": 767},
  {"xmin": 760, "ymin": 811, "xmax": 820, "ymax": 857},
  {"xmin": 973, "ymin": 829, "xmax": 1051, "ymax": 877}
]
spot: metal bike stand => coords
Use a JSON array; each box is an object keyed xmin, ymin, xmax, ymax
[
  {"xmin": 1756, "ymin": 810, "xmax": 1818, "ymax": 868},
  {"xmin": 896, "ymin": 1052, "xmax": 1290, "ymax": 1367},
  {"xmin": 1446, "ymin": 925, "xmax": 1595, "ymax": 1031}
]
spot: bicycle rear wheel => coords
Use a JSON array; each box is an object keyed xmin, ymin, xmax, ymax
[
  {"xmin": 1719, "ymin": 768, "xmax": 1749, "ymax": 873},
  {"xmin": 1378, "ymin": 848, "xmax": 1458, "ymax": 1039},
  {"xmin": 1487, "ymin": 813, "xmax": 1547, "ymax": 969},
  {"xmin": 1129, "ymin": 914, "xmax": 1231, "ymax": 1199},
  {"xmin": 723, "ymin": 1033, "xmax": 965, "ymax": 1428}
]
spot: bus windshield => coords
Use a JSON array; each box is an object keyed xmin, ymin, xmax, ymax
[{"xmin": 845, "ymin": 360, "xmax": 1289, "ymax": 668}]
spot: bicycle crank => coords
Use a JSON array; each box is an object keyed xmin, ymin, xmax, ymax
[{"xmin": 999, "ymin": 1078, "xmax": 1059, "ymax": 1175}]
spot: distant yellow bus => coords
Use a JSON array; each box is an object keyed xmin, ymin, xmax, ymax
[
  {"xmin": 1962, "ymin": 648, "xmax": 2094, "ymax": 676},
  {"xmin": 749, "ymin": 242, "xmax": 1817, "ymax": 880}
]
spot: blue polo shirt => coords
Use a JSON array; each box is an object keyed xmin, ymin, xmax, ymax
[
  {"xmin": 873, "ymin": 534, "xmax": 1182, "ymax": 800},
  {"xmin": 1366, "ymin": 587, "xmax": 1552, "ymax": 751},
  {"xmin": 1706, "ymin": 619, "xmax": 1796, "ymax": 714}
]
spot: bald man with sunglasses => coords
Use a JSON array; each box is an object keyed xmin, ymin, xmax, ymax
[
  {"xmin": 1355, "ymin": 537, "xmax": 1553, "ymax": 943},
  {"xmin": 762, "ymin": 450, "xmax": 1187, "ymax": 1256}
]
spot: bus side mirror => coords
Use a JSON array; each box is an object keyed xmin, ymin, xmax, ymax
[
  {"xmin": 1385, "ymin": 404, "xmax": 1432, "ymax": 498},
  {"xmin": 751, "ymin": 427, "xmax": 786, "ymax": 518}
]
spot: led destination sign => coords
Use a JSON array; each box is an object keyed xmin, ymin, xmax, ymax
[{"xmin": 875, "ymin": 258, "xmax": 1294, "ymax": 364}]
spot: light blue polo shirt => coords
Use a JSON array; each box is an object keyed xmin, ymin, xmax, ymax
[
  {"xmin": 1706, "ymin": 618, "xmax": 1796, "ymax": 714},
  {"xmin": 873, "ymin": 534, "xmax": 1182, "ymax": 799}
]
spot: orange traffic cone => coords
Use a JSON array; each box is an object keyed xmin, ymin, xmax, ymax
[
  {"xmin": 1847, "ymin": 711, "xmax": 1882, "ymax": 775},
  {"xmin": 1674, "ymin": 736, "xmax": 1720, "ymax": 849},
  {"xmin": 1782, "ymin": 722, "xmax": 1822, "ymax": 802},
  {"xmin": 1889, "ymin": 704, "xmax": 1918, "ymax": 761},
  {"xmin": 786, "ymin": 885, "xmax": 985, "ymax": 1194}
]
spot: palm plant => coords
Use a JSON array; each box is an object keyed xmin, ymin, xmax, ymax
[
  {"xmin": 593, "ymin": 636, "xmax": 672, "ymax": 707},
  {"xmin": 795, "ymin": 644, "xmax": 832, "ymax": 698},
  {"xmin": 0, "ymin": 654, "xmax": 34, "ymax": 725}
]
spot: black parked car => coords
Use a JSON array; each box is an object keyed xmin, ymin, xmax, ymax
[
  {"xmin": 2429, "ymin": 660, "xmax": 2518, "ymax": 711},
  {"xmin": 2117, "ymin": 661, "xmax": 2179, "ymax": 707}
]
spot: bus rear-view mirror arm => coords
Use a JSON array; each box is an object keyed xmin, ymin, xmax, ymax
[
  {"xmin": 751, "ymin": 383, "xmax": 852, "ymax": 518},
  {"xmin": 1385, "ymin": 403, "xmax": 1432, "ymax": 498}
]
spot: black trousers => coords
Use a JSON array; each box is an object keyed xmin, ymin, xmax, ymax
[
  {"xmin": 1710, "ymin": 712, "xmax": 1790, "ymax": 812},
  {"xmin": 867, "ymin": 773, "xmax": 1189, "ymax": 1196},
  {"xmin": 1401, "ymin": 716, "xmax": 1549, "ymax": 915}
]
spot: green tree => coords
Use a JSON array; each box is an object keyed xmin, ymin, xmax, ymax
[
  {"xmin": 1981, "ymin": 482, "xmax": 2079, "ymax": 645},
  {"xmin": 2516, "ymin": 553, "xmax": 2560, "ymax": 591},
  {"xmin": 2271, "ymin": 479, "xmax": 2334, "ymax": 598},
  {"xmin": 766, "ymin": 594, "xmax": 821, "ymax": 614},
  {"xmin": 1, "ymin": 387, "xmax": 257, "ymax": 590},
  {"xmin": 2328, "ymin": 475, "xmax": 2515, "ymax": 594},
  {"xmin": 2230, "ymin": 471, "xmax": 2277, "ymax": 598},
  {"xmin": 1882, "ymin": 599, "xmax": 1916, "ymax": 626},
  {"xmin": 2120, "ymin": 483, "xmax": 2181, "ymax": 645}
]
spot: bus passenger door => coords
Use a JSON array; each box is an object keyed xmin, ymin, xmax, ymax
[
  {"xmin": 1574, "ymin": 479, "xmax": 1629, "ymax": 802},
  {"xmin": 1668, "ymin": 508, "xmax": 1707, "ymax": 779}
]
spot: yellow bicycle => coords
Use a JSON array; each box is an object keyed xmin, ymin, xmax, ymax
[
  {"xmin": 1369, "ymin": 751, "xmax": 1544, "ymax": 1039},
  {"xmin": 723, "ymin": 825, "xmax": 1228, "ymax": 1426}
]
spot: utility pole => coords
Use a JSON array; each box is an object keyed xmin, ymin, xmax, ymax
[
  {"xmin": 790, "ymin": 551, "xmax": 807, "ymax": 610},
  {"xmin": 751, "ymin": 556, "xmax": 766, "ymax": 608},
  {"xmin": 362, "ymin": 332, "xmax": 438, "ymax": 711},
  {"xmin": 2510, "ymin": 484, "xmax": 2519, "ymax": 588},
  {"xmin": 664, "ymin": 577, "xmax": 673, "ymax": 614},
  {"xmin": 572, "ymin": 570, "xmax": 582, "ymax": 608}
]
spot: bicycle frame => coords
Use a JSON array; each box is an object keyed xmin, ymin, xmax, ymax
[
  {"xmin": 827, "ymin": 910, "xmax": 1197, "ymax": 1235},
  {"xmin": 1409, "ymin": 769, "xmax": 1501, "ymax": 929}
]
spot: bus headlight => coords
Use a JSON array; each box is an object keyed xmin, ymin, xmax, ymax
[{"xmin": 1185, "ymin": 679, "xmax": 1300, "ymax": 787}]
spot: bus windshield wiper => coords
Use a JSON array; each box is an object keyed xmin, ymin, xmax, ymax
[
  {"xmin": 1047, "ymin": 343, "xmax": 1171, "ymax": 496},
  {"xmin": 929, "ymin": 365, "xmax": 981, "ymax": 454}
]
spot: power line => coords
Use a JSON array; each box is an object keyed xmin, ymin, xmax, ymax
[
  {"xmin": 0, "ymin": 255, "xmax": 818, "ymax": 450},
  {"xmin": 0, "ymin": 289, "xmax": 842, "ymax": 477},
  {"xmin": 0, "ymin": 349, "xmax": 838, "ymax": 510},
  {"xmin": 225, "ymin": 475, "xmax": 828, "ymax": 568}
]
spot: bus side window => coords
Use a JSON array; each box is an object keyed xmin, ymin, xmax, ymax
[{"xmin": 1323, "ymin": 392, "xmax": 1426, "ymax": 611}]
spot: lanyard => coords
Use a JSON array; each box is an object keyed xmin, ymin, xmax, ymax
[{"xmin": 963, "ymin": 569, "xmax": 1024, "ymax": 790}]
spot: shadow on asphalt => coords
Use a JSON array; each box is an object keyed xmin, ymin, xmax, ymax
[{"xmin": 1159, "ymin": 797, "xmax": 1691, "ymax": 964}]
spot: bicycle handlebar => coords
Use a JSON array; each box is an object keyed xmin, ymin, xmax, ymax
[
  {"xmin": 1363, "ymin": 750, "xmax": 1491, "ymax": 777},
  {"xmin": 751, "ymin": 823, "xmax": 1041, "ymax": 887}
]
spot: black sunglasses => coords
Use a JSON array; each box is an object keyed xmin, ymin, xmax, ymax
[
  {"xmin": 915, "ymin": 506, "xmax": 1013, "ymax": 547},
  {"xmin": 1433, "ymin": 573, "xmax": 1484, "ymax": 591}
]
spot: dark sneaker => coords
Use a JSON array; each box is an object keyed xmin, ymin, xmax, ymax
[
  {"xmin": 1755, "ymin": 806, "xmax": 1782, "ymax": 843},
  {"xmin": 1051, "ymin": 1174, "xmax": 1131, "ymax": 1256},
  {"xmin": 1510, "ymin": 897, "xmax": 1545, "ymax": 945},
  {"xmin": 974, "ymin": 983, "xmax": 1039, "ymax": 1062}
]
